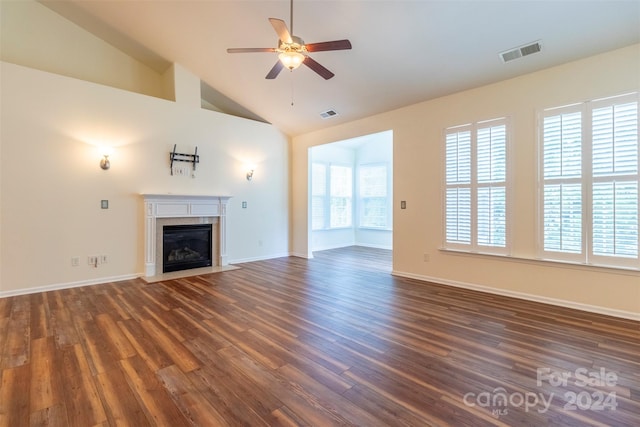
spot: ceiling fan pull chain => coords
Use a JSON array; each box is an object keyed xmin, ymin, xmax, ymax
[{"xmin": 291, "ymin": 71, "xmax": 295, "ymax": 106}]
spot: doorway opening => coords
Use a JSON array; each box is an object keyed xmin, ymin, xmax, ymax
[{"xmin": 308, "ymin": 130, "xmax": 393, "ymax": 261}]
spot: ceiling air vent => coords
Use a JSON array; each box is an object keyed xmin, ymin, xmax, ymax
[
  {"xmin": 320, "ymin": 109, "xmax": 338, "ymax": 119},
  {"xmin": 499, "ymin": 40, "xmax": 542, "ymax": 63}
]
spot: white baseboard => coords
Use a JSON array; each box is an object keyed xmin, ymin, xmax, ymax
[
  {"xmin": 290, "ymin": 252, "xmax": 313, "ymax": 259},
  {"xmin": 5, "ymin": 264, "xmax": 635, "ymax": 322},
  {"xmin": 354, "ymin": 243, "xmax": 392, "ymax": 250},
  {"xmin": 311, "ymin": 243, "xmax": 355, "ymax": 252},
  {"xmin": 229, "ymin": 252, "xmax": 291, "ymax": 264},
  {"xmin": 392, "ymin": 270, "xmax": 640, "ymax": 321},
  {"xmin": 0, "ymin": 274, "xmax": 140, "ymax": 298},
  {"xmin": 0, "ymin": 251, "xmax": 294, "ymax": 297}
]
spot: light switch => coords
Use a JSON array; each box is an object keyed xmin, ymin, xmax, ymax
[{"xmin": 101, "ymin": 200, "xmax": 109, "ymax": 209}]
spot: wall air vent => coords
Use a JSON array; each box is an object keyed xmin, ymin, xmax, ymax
[
  {"xmin": 320, "ymin": 109, "xmax": 338, "ymax": 119},
  {"xmin": 500, "ymin": 40, "xmax": 542, "ymax": 63}
]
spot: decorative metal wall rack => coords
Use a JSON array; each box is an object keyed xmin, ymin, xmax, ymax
[{"xmin": 169, "ymin": 144, "xmax": 199, "ymax": 175}]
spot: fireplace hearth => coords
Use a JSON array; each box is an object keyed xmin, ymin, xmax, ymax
[{"xmin": 162, "ymin": 224, "xmax": 212, "ymax": 273}]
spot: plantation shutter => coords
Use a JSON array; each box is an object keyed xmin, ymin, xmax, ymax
[
  {"xmin": 540, "ymin": 93, "xmax": 639, "ymax": 268},
  {"xmin": 445, "ymin": 129, "xmax": 472, "ymax": 245},
  {"xmin": 477, "ymin": 123, "xmax": 507, "ymax": 247},
  {"xmin": 542, "ymin": 109, "xmax": 583, "ymax": 255},
  {"xmin": 591, "ymin": 100, "xmax": 638, "ymax": 258},
  {"xmin": 444, "ymin": 120, "xmax": 510, "ymax": 253}
]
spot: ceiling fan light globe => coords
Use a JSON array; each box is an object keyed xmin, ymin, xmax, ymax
[{"xmin": 279, "ymin": 51, "xmax": 305, "ymax": 70}]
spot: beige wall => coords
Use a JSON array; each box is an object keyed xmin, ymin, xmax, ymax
[
  {"xmin": 0, "ymin": 1, "xmax": 290, "ymax": 294},
  {"xmin": 1, "ymin": 1, "xmax": 638, "ymax": 318},
  {"xmin": 0, "ymin": 61, "xmax": 290, "ymax": 294},
  {"xmin": 0, "ymin": 0, "xmax": 169, "ymax": 99},
  {"xmin": 292, "ymin": 44, "xmax": 640, "ymax": 318}
]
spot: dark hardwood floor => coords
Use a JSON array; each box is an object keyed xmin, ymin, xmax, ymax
[{"xmin": 1, "ymin": 246, "xmax": 638, "ymax": 426}]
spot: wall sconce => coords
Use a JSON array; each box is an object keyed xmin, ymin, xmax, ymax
[
  {"xmin": 99, "ymin": 147, "xmax": 113, "ymax": 170},
  {"xmin": 246, "ymin": 169, "xmax": 254, "ymax": 181},
  {"xmin": 100, "ymin": 154, "xmax": 110, "ymax": 170}
]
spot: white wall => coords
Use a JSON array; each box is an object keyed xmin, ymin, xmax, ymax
[
  {"xmin": 293, "ymin": 44, "xmax": 640, "ymax": 318},
  {"xmin": 0, "ymin": 61, "xmax": 289, "ymax": 294}
]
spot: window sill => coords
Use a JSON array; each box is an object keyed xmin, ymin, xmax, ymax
[
  {"xmin": 439, "ymin": 248, "xmax": 640, "ymax": 276},
  {"xmin": 313, "ymin": 226, "xmax": 353, "ymax": 231}
]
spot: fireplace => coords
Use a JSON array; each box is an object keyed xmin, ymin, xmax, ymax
[
  {"xmin": 162, "ymin": 224, "xmax": 212, "ymax": 273},
  {"xmin": 142, "ymin": 194, "xmax": 231, "ymax": 278}
]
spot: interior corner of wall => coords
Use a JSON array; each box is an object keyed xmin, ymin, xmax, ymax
[
  {"xmin": 161, "ymin": 63, "xmax": 177, "ymax": 102},
  {"xmin": 168, "ymin": 63, "xmax": 201, "ymax": 108}
]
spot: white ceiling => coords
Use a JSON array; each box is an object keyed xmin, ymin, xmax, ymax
[{"xmin": 42, "ymin": 0, "xmax": 640, "ymax": 136}]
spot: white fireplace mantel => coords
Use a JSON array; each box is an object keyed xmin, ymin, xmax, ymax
[{"xmin": 141, "ymin": 194, "xmax": 231, "ymax": 277}]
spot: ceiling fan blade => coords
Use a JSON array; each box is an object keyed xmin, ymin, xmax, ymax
[
  {"xmin": 305, "ymin": 39, "xmax": 352, "ymax": 52},
  {"xmin": 269, "ymin": 18, "xmax": 293, "ymax": 44},
  {"xmin": 227, "ymin": 47, "xmax": 276, "ymax": 53},
  {"xmin": 266, "ymin": 61, "xmax": 285, "ymax": 79},
  {"xmin": 303, "ymin": 56, "xmax": 335, "ymax": 80}
]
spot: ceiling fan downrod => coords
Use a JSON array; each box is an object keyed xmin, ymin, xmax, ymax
[{"xmin": 289, "ymin": 0, "xmax": 294, "ymax": 36}]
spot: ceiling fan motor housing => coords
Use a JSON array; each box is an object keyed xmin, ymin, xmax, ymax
[{"xmin": 278, "ymin": 36, "xmax": 306, "ymax": 53}]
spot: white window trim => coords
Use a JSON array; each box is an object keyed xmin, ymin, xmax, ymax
[
  {"xmin": 442, "ymin": 117, "xmax": 512, "ymax": 256},
  {"xmin": 537, "ymin": 92, "xmax": 640, "ymax": 270}
]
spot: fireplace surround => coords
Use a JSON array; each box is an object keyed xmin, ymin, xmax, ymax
[{"xmin": 142, "ymin": 194, "xmax": 231, "ymax": 278}]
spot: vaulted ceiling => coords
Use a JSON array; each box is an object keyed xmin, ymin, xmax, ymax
[{"xmin": 42, "ymin": 0, "xmax": 640, "ymax": 136}]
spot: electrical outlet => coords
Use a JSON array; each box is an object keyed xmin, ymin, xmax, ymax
[
  {"xmin": 71, "ymin": 256, "xmax": 80, "ymax": 267},
  {"xmin": 423, "ymin": 253, "xmax": 430, "ymax": 262}
]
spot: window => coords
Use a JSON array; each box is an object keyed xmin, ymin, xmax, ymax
[
  {"xmin": 311, "ymin": 163, "xmax": 327, "ymax": 230},
  {"xmin": 444, "ymin": 118, "xmax": 509, "ymax": 254},
  {"xmin": 330, "ymin": 165, "xmax": 353, "ymax": 228},
  {"xmin": 540, "ymin": 93, "xmax": 639, "ymax": 268},
  {"xmin": 358, "ymin": 164, "xmax": 390, "ymax": 228},
  {"xmin": 311, "ymin": 163, "xmax": 353, "ymax": 229}
]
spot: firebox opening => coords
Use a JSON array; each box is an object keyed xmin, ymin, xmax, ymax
[{"xmin": 162, "ymin": 224, "xmax": 213, "ymax": 273}]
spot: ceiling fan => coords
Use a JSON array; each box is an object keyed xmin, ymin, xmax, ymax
[{"xmin": 226, "ymin": 0, "xmax": 352, "ymax": 80}]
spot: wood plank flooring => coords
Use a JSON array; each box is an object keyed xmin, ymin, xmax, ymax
[{"xmin": 1, "ymin": 246, "xmax": 639, "ymax": 426}]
